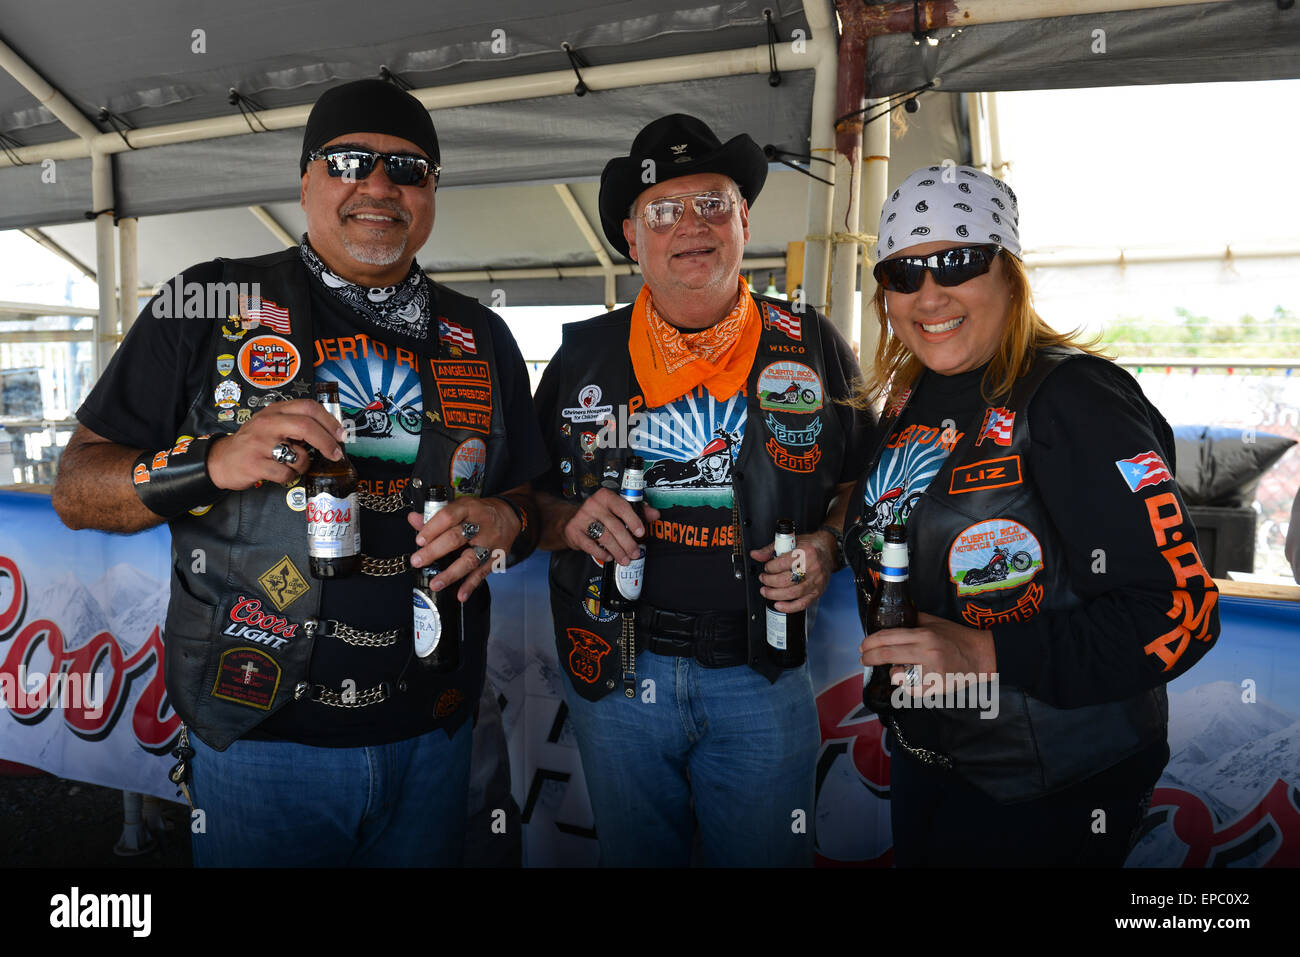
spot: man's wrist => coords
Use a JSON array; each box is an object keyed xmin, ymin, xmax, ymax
[
  {"xmin": 488, "ymin": 493, "xmax": 539, "ymax": 566},
  {"xmin": 818, "ymin": 523, "xmax": 847, "ymax": 572}
]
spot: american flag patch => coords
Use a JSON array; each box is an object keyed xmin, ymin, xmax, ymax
[
  {"xmin": 1115, "ymin": 450, "xmax": 1174, "ymax": 493},
  {"xmin": 762, "ymin": 302, "xmax": 801, "ymax": 341},
  {"xmin": 439, "ymin": 318, "xmax": 477, "ymax": 354},
  {"xmin": 975, "ymin": 407, "xmax": 1014, "ymax": 447},
  {"xmin": 243, "ymin": 297, "xmax": 291, "ymax": 334}
]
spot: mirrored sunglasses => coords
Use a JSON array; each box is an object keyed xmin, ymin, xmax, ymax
[
  {"xmin": 641, "ymin": 191, "xmax": 736, "ymax": 233},
  {"xmin": 309, "ymin": 148, "xmax": 440, "ymax": 187},
  {"xmin": 873, "ymin": 244, "xmax": 1001, "ymax": 294}
]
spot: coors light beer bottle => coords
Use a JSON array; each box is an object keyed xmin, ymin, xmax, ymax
[
  {"xmin": 765, "ymin": 518, "xmax": 807, "ymax": 668},
  {"xmin": 864, "ymin": 522, "xmax": 916, "ymax": 713},
  {"xmin": 599, "ymin": 455, "xmax": 647, "ymax": 613},
  {"xmin": 412, "ymin": 483, "xmax": 461, "ymax": 673},
  {"xmin": 306, "ymin": 381, "xmax": 360, "ymax": 578}
]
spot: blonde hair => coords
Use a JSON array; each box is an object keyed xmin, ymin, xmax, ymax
[{"xmin": 854, "ymin": 251, "xmax": 1109, "ymax": 410}]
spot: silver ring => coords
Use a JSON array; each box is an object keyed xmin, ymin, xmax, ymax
[
  {"xmin": 271, "ymin": 443, "xmax": 298, "ymax": 465},
  {"xmin": 472, "ymin": 545, "xmax": 491, "ymax": 565},
  {"xmin": 790, "ymin": 570, "xmax": 806, "ymax": 585},
  {"xmin": 904, "ymin": 664, "xmax": 921, "ymax": 688},
  {"xmin": 586, "ymin": 520, "xmax": 605, "ymax": 541},
  {"xmin": 461, "ymin": 521, "xmax": 480, "ymax": 540}
]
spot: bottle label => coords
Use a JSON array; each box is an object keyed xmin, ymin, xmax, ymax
[
  {"xmin": 306, "ymin": 492, "xmax": 360, "ymax": 557},
  {"xmin": 880, "ymin": 540, "xmax": 910, "ymax": 582},
  {"xmin": 615, "ymin": 546, "xmax": 646, "ymax": 600},
  {"xmin": 774, "ymin": 531, "xmax": 797, "ymax": 557},
  {"xmin": 412, "ymin": 588, "xmax": 441, "ymax": 657},
  {"xmin": 766, "ymin": 606, "xmax": 787, "ymax": 650}
]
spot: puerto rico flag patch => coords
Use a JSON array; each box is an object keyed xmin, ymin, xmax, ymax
[
  {"xmin": 761, "ymin": 302, "xmax": 801, "ymax": 341},
  {"xmin": 1115, "ymin": 450, "xmax": 1174, "ymax": 492},
  {"xmin": 439, "ymin": 318, "xmax": 477, "ymax": 354},
  {"xmin": 975, "ymin": 407, "xmax": 1014, "ymax": 447}
]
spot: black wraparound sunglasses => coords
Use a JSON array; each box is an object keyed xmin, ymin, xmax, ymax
[
  {"xmin": 873, "ymin": 244, "xmax": 1001, "ymax": 294},
  {"xmin": 309, "ymin": 147, "xmax": 440, "ymax": 187}
]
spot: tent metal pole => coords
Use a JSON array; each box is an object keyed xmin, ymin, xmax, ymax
[
  {"xmin": 118, "ymin": 218, "xmax": 139, "ymax": 335},
  {"xmin": 987, "ymin": 92, "xmax": 1008, "ymax": 181},
  {"xmin": 0, "ymin": 40, "xmax": 831, "ymax": 169},
  {"xmin": 859, "ymin": 98, "xmax": 891, "ymax": 366},
  {"xmin": 91, "ymin": 149, "xmax": 117, "ymax": 376},
  {"xmin": 20, "ymin": 228, "xmax": 97, "ymax": 280},
  {"xmin": 0, "ymin": 35, "xmax": 100, "ymax": 140},
  {"xmin": 853, "ymin": 0, "xmax": 1225, "ymax": 36},
  {"xmin": 427, "ymin": 256, "xmax": 786, "ymax": 284},
  {"xmin": 552, "ymin": 184, "xmax": 618, "ymax": 310},
  {"xmin": 249, "ymin": 206, "xmax": 297, "ymax": 247},
  {"xmin": 966, "ymin": 92, "xmax": 987, "ymax": 171},
  {"xmin": 799, "ymin": 0, "xmax": 839, "ymax": 316}
]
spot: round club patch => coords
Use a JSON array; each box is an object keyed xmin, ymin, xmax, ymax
[
  {"xmin": 757, "ymin": 361, "xmax": 823, "ymax": 413},
  {"xmin": 948, "ymin": 519, "xmax": 1043, "ymax": 596},
  {"xmin": 237, "ymin": 335, "xmax": 300, "ymax": 390},
  {"xmin": 450, "ymin": 438, "xmax": 487, "ymax": 498}
]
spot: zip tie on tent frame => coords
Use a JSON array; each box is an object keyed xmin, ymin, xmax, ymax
[
  {"xmin": 227, "ymin": 89, "xmax": 270, "ymax": 134},
  {"xmin": 97, "ymin": 108, "xmax": 137, "ymax": 150},
  {"xmin": 561, "ymin": 43, "xmax": 590, "ymax": 97},
  {"xmin": 378, "ymin": 66, "xmax": 414, "ymax": 91},
  {"xmin": 763, "ymin": 144, "xmax": 834, "ymax": 186}
]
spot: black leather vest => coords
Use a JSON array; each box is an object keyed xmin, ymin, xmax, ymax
[
  {"xmin": 846, "ymin": 348, "xmax": 1167, "ymax": 802},
  {"xmin": 162, "ymin": 249, "xmax": 510, "ymax": 749},
  {"xmin": 547, "ymin": 296, "xmax": 847, "ymax": 700}
]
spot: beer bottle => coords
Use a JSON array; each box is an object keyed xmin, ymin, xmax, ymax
[
  {"xmin": 765, "ymin": 518, "xmax": 807, "ymax": 668},
  {"xmin": 864, "ymin": 522, "xmax": 916, "ymax": 713},
  {"xmin": 599, "ymin": 455, "xmax": 647, "ymax": 612},
  {"xmin": 412, "ymin": 483, "xmax": 461, "ymax": 673},
  {"xmin": 306, "ymin": 381, "xmax": 360, "ymax": 578}
]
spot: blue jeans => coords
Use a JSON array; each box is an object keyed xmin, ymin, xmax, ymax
[
  {"xmin": 188, "ymin": 723, "xmax": 472, "ymax": 867},
  {"xmin": 562, "ymin": 653, "xmax": 819, "ymax": 867}
]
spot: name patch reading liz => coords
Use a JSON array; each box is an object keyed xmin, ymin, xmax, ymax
[
  {"xmin": 211, "ymin": 647, "xmax": 281, "ymax": 710},
  {"xmin": 432, "ymin": 360, "xmax": 493, "ymax": 434},
  {"xmin": 949, "ymin": 455, "xmax": 1023, "ymax": 494}
]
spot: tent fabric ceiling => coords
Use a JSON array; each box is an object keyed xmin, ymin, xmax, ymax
[{"xmin": 867, "ymin": 2, "xmax": 1300, "ymax": 96}]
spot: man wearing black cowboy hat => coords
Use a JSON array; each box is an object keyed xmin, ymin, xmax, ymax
[
  {"xmin": 534, "ymin": 114, "xmax": 872, "ymax": 866},
  {"xmin": 53, "ymin": 78, "xmax": 547, "ymax": 866}
]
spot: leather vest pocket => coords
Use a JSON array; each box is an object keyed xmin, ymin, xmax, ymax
[{"xmin": 548, "ymin": 550, "xmax": 622, "ymax": 701}]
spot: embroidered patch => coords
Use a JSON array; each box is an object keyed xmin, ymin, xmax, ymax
[
  {"xmin": 216, "ymin": 354, "xmax": 234, "ymax": 376},
  {"xmin": 566, "ymin": 627, "xmax": 612, "ymax": 684},
  {"xmin": 757, "ymin": 361, "xmax": 823, "ymax": 413},
  {"xmin": 1115, "ymin": 450, "xmax": 1173, "ymax": 493},
  {"xmin": 150, "ymin": 450, "xmax": 170, "ymax": 470},
  {"xmin": 581, "ymin": 473, "xmax": 598, "ymax": 488},
  {"xmin": 286, "ymin": 487, "xmax": 307, "ymax": 511},
  {"xmin": 211, "ymin": 647, "xmax": 281, "ymax": 710},
  {"xmin": 561, "ymin": 384, "xmax": 615, "ymax": 424},
  {"xmin": 220, "ymin": 319, "xmax": 247, "ymax": 342},
  {"xmin": 214, "ymin": 380, "xmax": 241, "ymax": 409},
  {"xmin": 132, "ymin": 463, "xmax": 150, "ymax": 485},
  {"xmin": 256, "ymin": 557, "xmax": 310, "ymax": 611},
  {"xmin": 962, "ymin": 582, "xmax": 1044, "ymax": 628},
  {"xmin": 451, "ymin": 438, "xmax": 487, "ymax": 497},
  {"xmin": 884, "ymin": 389, "xmax": 912, "ymax": 418},
  {"xmin": 435, "ymin": 688, "xmax": 465, "ymax": 718},
  {"xmin": 237, "ymin": 335, "xmax": 300, "ymax": 390},
  {"xmin": 949, "ymin": 455, "xmax": 1023, "ymax": 495},
  {"xmin": 170, "ymin": 436, "xmax": 194, "ymax": 455},
  {"xmin": 761, "ymin": 301, "xmax": 801, "ymax": 341},
  {"xmin": 582, "ymin": 575, "xmax": 618, "ymax": 623},
  {"xmin": 948, "ymin": 520, "xmax": 1042, "ymax": 596},
  {"xmin": 763, "ymin": 413, "xmax": 822, "ymax": 447},
  {"xmin": 438, "ymin": 318, "xmax": 477, "ymax": 355},
  {"xmin": 432, "ymin": 360, "xmax": 492, "ymax": 434},
  {"xmin": 975, "ymin": 407, "xmax": 1014, "ymax": 447},
  {"xmin": 765, "ymin": 436, "xmax": 822, "ymax": 473}
]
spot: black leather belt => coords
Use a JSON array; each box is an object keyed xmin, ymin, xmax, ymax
[{"xmin": 634, "ymin": 603, "xmax": 748, "ymax": 668}]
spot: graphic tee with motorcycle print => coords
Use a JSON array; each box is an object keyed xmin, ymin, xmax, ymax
[{"xmin": 630, "ymin": 384, "xmax": 748, "ymax": 613}]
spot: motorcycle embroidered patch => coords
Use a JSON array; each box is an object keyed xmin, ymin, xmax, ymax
[
  {"xmin": 948, "ymin": 519, "xmax": 1043, "ymax": 596},
  {"xmin": 757, "ymin": 361, "xmax": 823, "ymax": 413}
]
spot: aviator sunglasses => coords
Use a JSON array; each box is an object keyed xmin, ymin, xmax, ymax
[
  {"xmin": 873, "ymin": 244, "xmax": 1002, "ymax": 294},
  {"xmin": 309, "ymin": 147, "xmax": 440, "ymax": 187},
  {"xmin": 641, "ymin": 190, "xmax": 737, "ymax": 232}
]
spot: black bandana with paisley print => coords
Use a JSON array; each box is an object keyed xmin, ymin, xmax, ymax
[{"xmin": 299, "ymin": 238, "xmax": 440, "ymax": 357}]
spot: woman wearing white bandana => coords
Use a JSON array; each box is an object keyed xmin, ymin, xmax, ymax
[{"xmin": 843, "ymin": 165, "xmax": 1220, "ymax": 866}]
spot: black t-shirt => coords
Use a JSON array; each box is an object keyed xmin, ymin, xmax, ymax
[
  {"xmin": 534, "ymin": 311, "xmax": 872, "ymax": 613},
  {"xmin": 857, "ymin": 358, "xmax": 1218, "ymax": 709},
  {"xmin": 78, "ymin": 258, "xmax": 548, "ymax": 747}
]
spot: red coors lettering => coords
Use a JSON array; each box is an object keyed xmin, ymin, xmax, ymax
[{"xmin": 307, "ymin": 381, "xmax": 360, "ymax": 578}]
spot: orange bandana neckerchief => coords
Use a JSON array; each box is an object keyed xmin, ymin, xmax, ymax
[{"xmin": 628, "ymin": 277, "xmax": 762, "ymax": 409}]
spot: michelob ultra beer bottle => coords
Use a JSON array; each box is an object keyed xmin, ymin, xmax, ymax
[
  {"xmin": 412, "ymin": 483, "xmax": 460, "ymax": 673},
  {"xmin": 307, "ymin": 381, "xmax": 360, "ymax": 578},
  {"xmin": 765, "ymin": 518, "xmax": 807, "ymax": 667},
  {"xmin": 864, "ymin": 522, "xmax": 916, "ymax": 713},
  {"xmin": 599, "ymin": 455, "xmax": 646, "ymax": 612}
]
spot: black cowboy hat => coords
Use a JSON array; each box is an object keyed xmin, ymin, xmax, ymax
[{"xmin": 598, "ymin": 113, "xmax": 768, "ymax": 260}]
